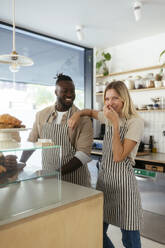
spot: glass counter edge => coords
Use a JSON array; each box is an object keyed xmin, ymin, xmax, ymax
[{"xmin": 0, "ymin": 142, "xmax": 61, "ymax": 153}]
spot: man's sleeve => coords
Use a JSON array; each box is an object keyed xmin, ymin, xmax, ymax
[
  {"xmin": 98, "ymin": 111, "xmax": 105, "ymax": 123},
  {"xmin": 28, "ymin": 112, "xmax": 40, "ymax": 142},
  {"xmin": 74, "ymin": 116, "xmax": 93, "ymax": 165}
]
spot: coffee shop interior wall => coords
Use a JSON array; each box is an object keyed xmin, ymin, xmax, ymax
[{"xmin": 96, "ymin": 32, "xmax": 165, "ymax": 153}]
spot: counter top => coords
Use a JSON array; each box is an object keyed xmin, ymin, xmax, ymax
[
  {"xmin": 0, "ymin": 178, "xmax": 102, "ymax": 226},
  {"xmin": 91, "ymin": 149, "xmax": 165, "ymax": 164},
  {"xmin": 135, "ymin": 152, "xmax": 165, "ymax": 164}
]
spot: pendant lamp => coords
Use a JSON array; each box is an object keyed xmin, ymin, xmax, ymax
[{"xmin": 0, "ymin": 0, "xmax": 34, "ymax": 72}]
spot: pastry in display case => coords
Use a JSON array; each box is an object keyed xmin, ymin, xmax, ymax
[
  {"xmin": 0, "ymin": 114, "xmax": 25, "ymax": 129},
  {"xmin": 0, "ymin": 113, "xmax": 27, "ymax": 149}
]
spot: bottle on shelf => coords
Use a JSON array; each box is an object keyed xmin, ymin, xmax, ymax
[
  {"xmin": 152, "ymin": 141, "xmax": 157, "ymax": 153},
  {"xmin": 149, "ymin": 135, "xmax": 153, "ymax": 153}
]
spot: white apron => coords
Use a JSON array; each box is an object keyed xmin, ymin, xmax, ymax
[
  {"xmin": 96, "ymin": 120, "xmax": 142, "ymax": 230},
  {"xmin": 41, "ymin": 108, "xmax": 90, "ymax": 187}
]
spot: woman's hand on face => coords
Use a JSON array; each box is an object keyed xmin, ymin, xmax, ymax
[
  {"xmin": 103, "ymin": 105, "xmax": 119, "ymax": 125},
  {"xmin": 68, "ymin": 112, "xmax": 81, "ymax": 130}
]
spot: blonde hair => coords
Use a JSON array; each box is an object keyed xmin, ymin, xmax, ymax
[{"xmin": 104, "ymin": 81, "xmax": 138, "ymax": 119}]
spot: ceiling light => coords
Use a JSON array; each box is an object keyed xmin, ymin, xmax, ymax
[
  {"xmin": 76, "ymin": 25, "xmax": 84, "ymax": 41},
  {"xmin": 0, "ymin": 0, "xmax": 34, "ymax": 72},
  {"xmin": 9, "ymin": 61, "xmax": 20, "ymax": 73},
  {"xmin": 133, "ymin": 0, "xmax": 142, "ymax": 22}
]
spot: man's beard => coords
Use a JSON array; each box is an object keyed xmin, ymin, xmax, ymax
[{"xmin": 57, "ymin": 97, "xmax": 73, "ymax": 111}]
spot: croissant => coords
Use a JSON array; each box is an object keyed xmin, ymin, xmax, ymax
[
  {"xmin": 0, "ymin": 114, "xmax": 25, "ymax": 128},
  {"xmin": 0, "ymin": 165, "xmax": 6, "ymax": 174}
]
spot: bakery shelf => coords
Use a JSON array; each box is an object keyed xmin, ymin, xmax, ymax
[
  {"xmin": 137, "ymin": 109, "xmax": 165, "ymax": 112},
  {"xmin": 129, "ymin": 86, "xmax": 165, "ymax": 92},
  {"xmin": 96, "ymin": 64, "xmax": 165, "ymax": 78},
  {"xmin": 96, "ymin": 86, "xmax": 165, "ymax": 95}
]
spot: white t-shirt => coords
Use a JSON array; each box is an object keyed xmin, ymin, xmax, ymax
[
  {"xmin": 98, "ymin": 111, "xmax": 144, "ymax": 161},
  {"xmin": 54, "ymin": 111, "xmax": 68, "ymax": 124}
]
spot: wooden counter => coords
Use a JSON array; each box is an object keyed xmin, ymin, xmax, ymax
[
  {"xmin": 0, "ymin": 179, "xmax": 103, "ymax": 248},
  {"xmin": 91, "ymin": 149, "xmax": 165, "ymax": 169}
]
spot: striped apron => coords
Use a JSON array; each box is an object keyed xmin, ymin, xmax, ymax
[
  {"xmin": 96, "ymin": 120, "xmax": 142, "ymax": 230},
  {"xmin": 41, "ymin": 108, "xmax": 91, "ymax": 187}
]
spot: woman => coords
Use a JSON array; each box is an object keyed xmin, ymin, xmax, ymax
[{"xmin": 68, "ymin": 81, "xmax": 144, "ymax": 248}]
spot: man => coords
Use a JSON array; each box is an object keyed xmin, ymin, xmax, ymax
[{"xmin": 21, "ymin": 73, "xmax": 93, "ymax": 187}]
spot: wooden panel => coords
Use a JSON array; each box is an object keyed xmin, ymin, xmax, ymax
[
  {"xmin": 136, "ymin": 152, "xmax": 150, "ymax": 156},
  {"xmin": 145, "ymin": 164, "xmax": 164, "ymax": 172},
  {"xmin": 0, "ymin": 194, "xmax": 103, "ymax": 248}
]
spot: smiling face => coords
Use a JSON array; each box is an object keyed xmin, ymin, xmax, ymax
[
  {"xmin": 104, "ymin": 88, "xmax": 124, "ymax": 114},
  {"xmin": 55, "ymin": 80, "xmax": 75, "ymax": 111}
]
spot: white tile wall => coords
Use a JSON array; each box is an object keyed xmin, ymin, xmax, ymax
[{"xmin": 139, "ymin": 111, "xmax": 165, "ymax": 153}]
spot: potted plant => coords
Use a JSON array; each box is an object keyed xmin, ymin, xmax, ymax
[{"xmin": 96, "ymin": 51, "xmax": 111, "ymax": 76}]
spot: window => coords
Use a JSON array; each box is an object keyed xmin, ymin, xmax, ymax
[{"xmin": 0, "ymin": 22, "xmax": 93, "ymax": 128}]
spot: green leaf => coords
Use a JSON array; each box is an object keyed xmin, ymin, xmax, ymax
[
  {"xmin": 104, "ymin": 53, "xmax": 111, "ymax": 61},
  {"xmin": 96, "ymin": 61, "xmax": 103, "ymax": 69}
]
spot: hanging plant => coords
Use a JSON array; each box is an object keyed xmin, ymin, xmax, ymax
[
  {"xmin": 159, "ymin": 50, "xmax": 165, "ymax": 62},
  {"xmin": 96, "ymin": 52, "xmax": 111, "ymax": 76},
  {"xmin": 159, "ymin": 50, "xmax": 165, "ymax": 74}
]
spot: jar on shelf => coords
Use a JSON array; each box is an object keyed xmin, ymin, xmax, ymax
[
  {"xmin": 147, "ymin": 104, "xmax": 153, "ymax": 110},
  {"xmin": 125, "ymin": 79, "xmax": 135, "ymax": 90},
  {"xmin": 145, "ymin": 80, "xmax": 155, "ymax": 88},
  {"xmin": 144, "ymin": 144, "xmax": 150, "ymax": 152},
  {"xmin": 134, "ymin": 76, "xmax": 144, "ymax": 89},
  {"xmin": 102, "ymin": 81, "xmax": 109, "ymax": 92},
  {"xmin": 95, "ymin": 102, "xmax": 103, "ymax": 110},
  {"xmin": 154, "ymin": 81, "xmax": 162, "ymax": 88},
  {"xmin": 96, "ymin": 82, "xmax": 103, "ymax": 93},
  {"xmin": 154, "ymin": 73, "xmax": 163, "ymax": 88}
]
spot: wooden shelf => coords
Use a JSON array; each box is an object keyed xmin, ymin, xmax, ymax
[
  {"xmin": 96, "ymin": 92, "xmax": 104, "ymax": 96},
  {"xmin": 96, "ymin": 64, "xmax": 165, "ymax": 78},
  {"xmin": 129, "ymin": 86, "xmax": 165, "ymax": 92},
  {"xmin": 96, "ymin": 86, "xmax": 165, "ymax": 95},
  {"xmin": 137, "ymin": 109, "xmax": 165, "ymax": 112}
]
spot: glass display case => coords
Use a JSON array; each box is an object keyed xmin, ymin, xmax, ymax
[{"xmin": 0, "ymin": 129, "xmax": 61, "ymax": 224}]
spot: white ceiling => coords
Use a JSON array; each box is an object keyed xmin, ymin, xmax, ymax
[{"xmin": 0, "ymin": 0, "xmax": 165, "ymax": 48}]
